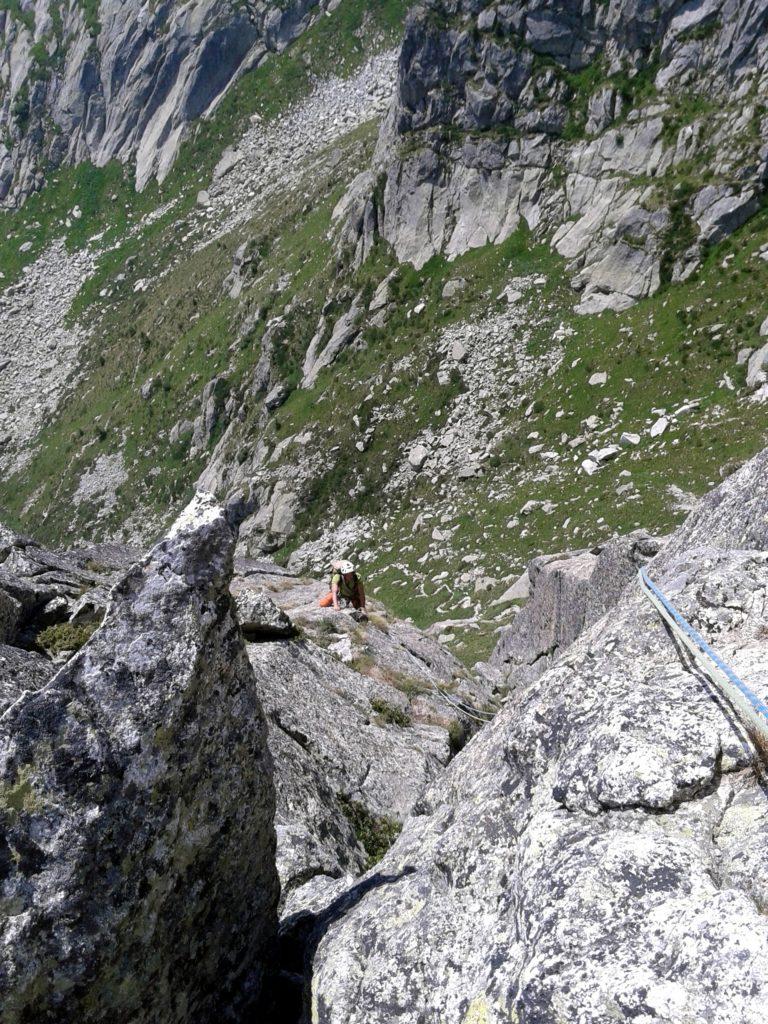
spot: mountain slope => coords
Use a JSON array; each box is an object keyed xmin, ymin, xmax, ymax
[
  {"xmin": 0, "ymin": 0, "xmax": 338, "ymax": 205},
  {"xmin": 1, "ymin": 0, "xmax": 768, "ymax": 669}
]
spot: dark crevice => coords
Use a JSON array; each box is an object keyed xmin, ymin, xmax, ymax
[
  {"xmin": 253, "ymin": 867, "xmax": 417, "ymax": 1024},
  {"xmin": 270, "ymin": 710, "xmax": 311, "ymax": 751}
]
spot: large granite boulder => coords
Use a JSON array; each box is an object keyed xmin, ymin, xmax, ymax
[
  {"xmin": 490, "ymin": 530, "xmax": 662, "ymax": 688},
  {"xmin": 0, "ymin": 494, "xmax": 279, "ymax": 1022},
  {"xmin": 297, "ymin": 448, "xmax": 768, "ymax": 1023}
]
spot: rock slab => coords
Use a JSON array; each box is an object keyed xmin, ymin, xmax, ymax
[{"xmin": 0, "ymin": 493, "xmax": 279, "ymax": 1023}]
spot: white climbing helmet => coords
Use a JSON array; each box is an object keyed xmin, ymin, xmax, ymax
[{"xmin": 337, "ymin": 559, "xmax": 355, "ymax": 574}]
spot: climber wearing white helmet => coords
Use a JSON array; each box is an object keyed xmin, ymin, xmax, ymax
[{"xmin": 319, "ymin": 558, "xmax": 366, "ymax": 612}]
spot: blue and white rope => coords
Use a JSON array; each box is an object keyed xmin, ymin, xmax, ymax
[{"xmin": 638, "ymin": 567, "xmax": 768, "ymax": 748}]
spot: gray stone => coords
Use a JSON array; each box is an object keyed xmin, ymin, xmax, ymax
[
  {"xmin": 213, "ymin": 146, "xmax": 243, "ymax": 181},
  {"xmin": 692, "ymin": 186, "xmax": 761, "ymax": 244},
  {"xmin": 650, "ymin": 416, "xmax": 669, "ymax": 438},
  {"xmin": 490, "ymin": 531, "xmax": 662, "ymax": 687},
  {"xmin": 0, "ymin": 587, "xmax": 21, "ymax": 644},
  {"xmin": 265, "ymin": 382, "xmax": 290, "ymax": 411},
  {"xmin": 232, "ymin": 584, "xmax": 295, "ymax": 638},
  {"xmin": 0, "ymin": 643, "xmax": 54, "ymax": 715},
  {"xmin": 0, "ymin": 493, "xmax": 279, "ymax": 1021},
  {"xmin": 493, "ymin": 571, "xmax": 531, "ymax": 605},
  {"xmin": 450, "ymin": 338, "xmax": 468, "ymax": 362},
  {"xmin": 746, "ymin": 344, "xmax": 768, "ymax": 389},
  {"xmin": 302, "ymin": 298, "xmax": 363, "ymax": 387},
  {"xmin": 589, "ymin": 443, "xmax": 621, "ymax": 464},
  {"xmin": 408, "ymin": 444, "xmax": 429, "ymax": 470},
  {"xmin": 369, "ymin": 271, "xmax": 396, "ymax": 312},
  {"xmin": 441, "ymin": 278, "xmax": 466, "ymax": 300}
]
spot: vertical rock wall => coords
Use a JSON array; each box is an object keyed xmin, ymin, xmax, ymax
[{"xmin": 0, "ymin": 494, "xmax": 279, "ymax": 1022}]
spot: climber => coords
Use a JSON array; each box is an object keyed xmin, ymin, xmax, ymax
[{"xmin": 319, "ymin": 559, "xmax": 366, "ymax": 613}]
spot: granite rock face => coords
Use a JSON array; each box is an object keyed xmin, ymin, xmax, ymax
[
  {"xmin": 0, "ymin": 0, "xmax": 329, "ymax": 204},
  {"xmin": 0, "ymin": 643, "xmax": 54, "ymax": 714},
  {"xmin": 340, "ymin": 0, "xmax": 768, "ymax": 306},
  {"xmin": 491, "ymin": 530, "xmax": 663, "ymax": 688},
  {"xmin": 237, "ymin": 566, "xmax": 491, "ymax": 905},
  {"xmin": 0, "ymin": 523, "xmax": 138, "ymax": 655},
  {"xmin": 301, "ymin": 448, "xmax": 768, "ymax": 1023},
  {"xmin": 0, "ymin": 494, "xmax": 279, "ymax": 1022}
]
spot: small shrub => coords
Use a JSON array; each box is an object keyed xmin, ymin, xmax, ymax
[
  {"xmin": 36, "ymin": 621, "xmax": 98, "ymax": 656},
  {"xmin": 370, "ymin": 697, "xmax": 411, "ymax": 727},
  {"xmin": 84, "ymin": 559, "xmax": 109, "ymax": 573},
  {"xmin": 448, "ymin": 719, "xmax": 469, "ymax": 755},
  {"xmin": 391, "ymin": 675, "xmax": 426, "ymax": 699},
  {"xmin": 338, "ymin": 795, "xmax": 402, "ymax": 868}
]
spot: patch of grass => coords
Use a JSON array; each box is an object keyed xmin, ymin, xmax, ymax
[
  {"xmin": 83, "ymin": 559, "xmax": 110, "ymax": 573},
  {"xmin": 390, "ymin": 674, "xmax": 428, "ymax": 698},
  {"xmin": 338, "ymin": 794, "xmax": 402, "ymax": 868},
  {"xmin": 448, "ymin": 719, "xmax": 469, "ymax": 755},
  {"xmin": 35, "ymin": 620, "xmax": 99, "ymax": 656},
  {"xmin": 370, "ymin": 696, "xmax": 411, "ymax": 726}
]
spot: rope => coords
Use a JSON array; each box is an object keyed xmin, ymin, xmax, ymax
[
  {"xmin": 638, "ymin": 568, "xmax": 768, "ymax": 753},
  {"xmin": 429, "ymin": 680, "xmax": 497, "ymax": 724}
]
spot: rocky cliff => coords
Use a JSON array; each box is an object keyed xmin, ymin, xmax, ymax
[
  {"xmin": 0, "ymin": 491, "xmax": 497, "ymax": 1019},
  {"xmin": 290, "ymin": 445, "xmax": 768, "ymax": 1023},
  {"xmin": 0, "ymin": 494, "xmax": 279, "ymax": 1021},
  {"xmin": 490, "ymin": 529, "xmax": 662, "ymax": 688},
  {"xmin": 0, "ymin": 0, "xmax": 329, "ymax": 204},
  {"xmin": 342, "ymin": 0, "xmax": 768, "ymax": 309},
  {"xmin": 234, "ymin": 561, "xmax": 493, "ymax": 903}
]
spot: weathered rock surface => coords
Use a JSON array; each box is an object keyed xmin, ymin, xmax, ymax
[
  {"xmin": 491, "ymin": 530, "xmax": 663, "ymax": 688},
  {"xmin": 340, "ymin": 0, "xmax": 768, "ymax": 306},
  {"xmin": 0, "ymin": 643, "xmax": 54, "ymax": 713},
  {"xmin": 233, "ymin": 581, "xmax": 296, "ymax": 638},
  {"xmin": 0, "ymin": 522, "xmax": 136, "ymax": 649},
  {"xmin": 0, "ymin": 494, "xmax": 279, "ymax": 1021},
  {"xmin": 295, "ymin": 448, "xmax": 768, "ymax": 1023},
  {"xmin": 234, "ymin": 565, "xmax": 491, "ymax": 904},
  {"xmin": 0, "ymin": 0, "xmax": 333, "ymax": 204}
]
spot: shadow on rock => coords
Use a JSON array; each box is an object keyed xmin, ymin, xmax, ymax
[{"xmin": 254, "ymin": 866, "xmax": 417, "ymax": 1023}]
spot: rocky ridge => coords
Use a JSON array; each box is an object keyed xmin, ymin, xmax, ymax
[
  {"xmin": 0, "ymin": 495, "xmax": 496, "ymax": 1017},
  {"xmin": 294, "ymin": 442, "xmax": 768, "ymax": 1024},
  {"xmin": 0, "ymin": 0, "xmax": 336, "ymax": 205},
  {"xmin": 341, "ymin": 0, "xmax": 768, "ymax": 309},
  {"xmin": 0, "ymin": 494, "xmax": 279, "ymax": 1021}
]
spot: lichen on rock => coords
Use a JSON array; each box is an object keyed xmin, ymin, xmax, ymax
[{"xmin": 0, "ymin": 492, "xmax": 279, "ymax": 1023}]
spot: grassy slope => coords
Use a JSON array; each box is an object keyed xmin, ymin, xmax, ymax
[
  {"xmin": 2, "ymin": 0, "xmax": 767, "ymax": 668},
  {"xmin": 0, "ymin": 0, "xmax": 406, "ymax": 536},
  {"xmin": 0, "ymin": 0, "xmax": 405, "ymax": 287},
  {"xmin": 381, "ymin": 227, "xmax": 768, "ymax": 663},
  {"xmin": 268, "ymin": 210, "xmax": 768, "ymax": 664}
]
